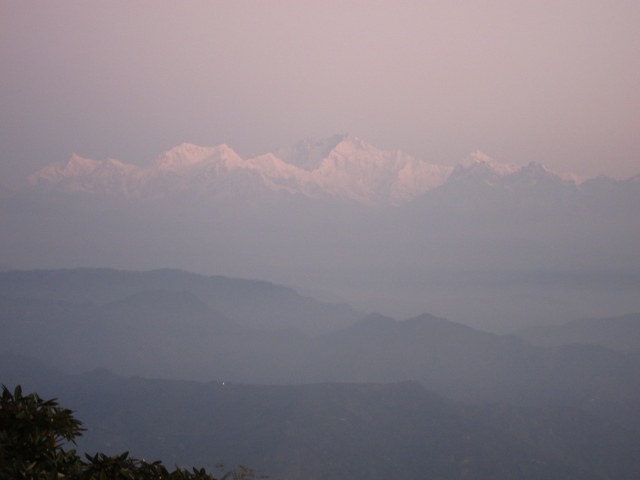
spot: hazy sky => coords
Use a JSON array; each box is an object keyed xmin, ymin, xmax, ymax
[{"xmin": 1, "ymin": 0, "xmax": 640, "ymax": 186}]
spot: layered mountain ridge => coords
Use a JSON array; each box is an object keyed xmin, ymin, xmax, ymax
[{"xmin": 26, "ymin": 134, "xmax": 598, "ymax": 206}]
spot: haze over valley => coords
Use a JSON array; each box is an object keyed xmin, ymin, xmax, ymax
[
  {"xmin": 2, "ymin": 268, "xmax": 640, "ymax": 479},
  {"xmin": 2, "ymin": 134, "xmax": 639, "ymax": 331},
  {"xmin": 2, "ymin": 2, "xmax": 640, "ymax": 478},
  {"xmin": 2, "ymin": 139, "xmax": 639, "ymax": 476}
]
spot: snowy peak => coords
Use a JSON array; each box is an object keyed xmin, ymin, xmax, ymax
[
  {"xmin": 331, "ymin": 132, "xmax": 369, "ymax": 151},
  {"xmin": 304, "ymin": 134, "xmax": 451, "ymax": 205},
  {"xmin": 27, "ymin": 153, "xmax": 145, "ymax": 196},
  {"xmin": 259, "ymin": 133, "xmax": 451, "ymax": 204},
  {"xmin": 28, "ymin": 154, "xmax": 99, "ymax": 187},
  {"xmin": 325, "ymin": 134, "xmax": 386, "ymax": 165},
  {"xmin": 514, "ymin": 162, "xmax": 563, "ymax": 182},
  {"xmin": 450, "ymin": 152, "xmax": 578, "ymax": 189},
  {"xmin": 153, "ymin": 143, "xmax": 242, "ymax": 171},
  {"xmin": 272, "ymin": 134, "xmax": 349, "ymax": 171},
  {"xmin": 270, "ymin": 133, "xmax": 378, "ymax": 171},
  {"xmin": 459, "ymin": 151, "xmax": 519, "ymax": 176},
  {"xmin": 24, "ymin": 135, "xmax": 602, "ymax": 205},
  {"xmin": 65, "ymin": 153, "xmax": 100, "ymax": 175},
  {"xmin": 154, "ymin": 143, "xmax": 216, "ymax": 168}
]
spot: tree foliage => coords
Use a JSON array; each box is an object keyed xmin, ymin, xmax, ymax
[{"xmin": 0, "ymin": 385, "xmax": 262, "ymax": 480}]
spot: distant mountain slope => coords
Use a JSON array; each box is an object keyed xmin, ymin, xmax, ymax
[
  {"xmin": 516, "ymin": 314, "xmax": 640, "ymax": 354},
  {"xmin": 1, "ymin": 359, "xmax": 640, "ymax": 480},
  {"xmin": 0, "ymin": 268, "xmax": 362, "ymax": 336},
  {"xmin": 309, "ymin": 314, "xmax": 640, "ymax": 421},
  {"xmin": 0, "ymin": 290, "xmax": 318, "ymax": 383},
  {"xmin": 2, "ymin": 270, "xmax": 639, "ymax": 430}
]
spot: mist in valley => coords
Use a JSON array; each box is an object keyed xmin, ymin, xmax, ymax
[{"xmin": 2, "ymin": 2, "xmax": 640, "ymax": 479}]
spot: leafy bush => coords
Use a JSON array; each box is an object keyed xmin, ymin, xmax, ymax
[{"xmin": 0, "ymin": 385, "xmax": 262, "ymax": 480}]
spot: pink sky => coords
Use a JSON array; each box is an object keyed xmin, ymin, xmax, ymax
[{"xmin": 1, "ymin": 0, "xmax": 639, "ymax": 185}]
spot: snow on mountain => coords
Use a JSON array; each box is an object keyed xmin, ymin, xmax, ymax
[
  {"xmin": 272, "ymin": 134, "xmax": 346, "ymax": 171},
  {"xmin": 448, "ymin": 151, "xmax": 581, "ymax": 191},
  {"xmin": 306, "ymin": 134, "xmax": 452, "ymax": 204},
  {"xmin": 451, "ymin": 151, "xmax": 519, "ymax": 185},
  {"xmin": 258, "ymin": 133, "xmax": 447, "ymax": 203},
  {"xmin": 244, "ymin": 153, "xmax": 318, "ymax": 195},
  {"xmin": 25, "ymin": 136, "xmax": 598, "ymax": 205},
  {"xmin": 267, "ymin": 133, "xmax": 453, "ymax": 203},
  {"xmin": 561, "ymin": 172, "xmax": 588, "ymax": 185},
  {"xmin": 24, "ymin": 135, "xmax": 451, "ymax": 204},
  {"xmin": 27, "ymin": 154, "xmax": 144, "ymax": 195},
  {"xmin": 459, "ymin": 151, "xmax": 517, "ymax": 174},
  {"xmin": 504, "ymin": 162, "xmax": 577, "ymax": 190},
  {"xmin": 152, "ymin": 144, "xmax": 234, "ymax": 181},
  {"xmin": 153, "ymin": 143, "xmax": 229, "ymax": 172},
  {"xmin": 28, "ymin": 154, "xmax": 99, "ymax": 187},
  {"xmin": 393, "ymin": 160, "xmax": 453, "ymax": 203}
]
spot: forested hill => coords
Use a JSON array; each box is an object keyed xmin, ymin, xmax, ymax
[
  {"xmin": 2, "ymin": 355, "xmax": 640, "ymax": 480},
  {"xmin": 2, "ymin": 269, "xmax": 640, "ymax": 431}
]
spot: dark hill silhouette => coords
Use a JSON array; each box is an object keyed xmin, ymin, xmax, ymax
[
  {"xmin": 2, "ymin": 270, "xmax": 640, "ymax": 431},
  {"xmin": 2, "ymin": 357, "xmax": 640, "ymax": 480},
  {"xmin": 0, "ymin": 268, "xmax": 362, "ymax": 336}
]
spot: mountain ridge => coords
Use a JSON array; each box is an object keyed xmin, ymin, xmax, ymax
[
  {"xmin": 4, "ymin": 358, "xmax": 640, "ymax": 480},
  {"xmin": 23, "ymin": 134, "xmax": 609, "ymax": 206},
  {"xmin": 3, "ymin": 267, "xmax": 639, "ymax": 427}
]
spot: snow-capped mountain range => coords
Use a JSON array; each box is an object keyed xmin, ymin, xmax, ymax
[
  {"xmin": 6, "ymin": 135, "xmax": 640, "ymax": 325},
  {"xmin": 27, "ymin": 133, "xmax": 593, "ymax": 206}
]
